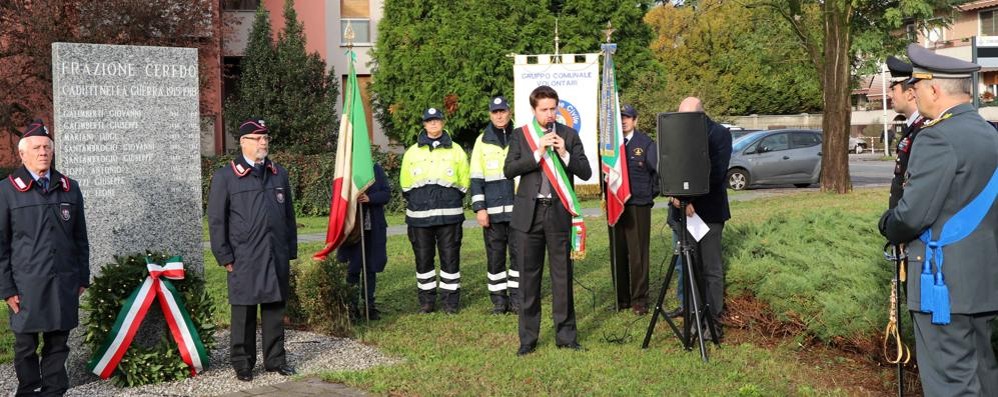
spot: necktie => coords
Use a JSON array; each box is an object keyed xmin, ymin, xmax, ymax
[
  {"xmin": 624, "ymin": 137, "xmax": 630, "ymax": 146},
  {"xmin": 539, "ymin": 171, "xmax": 552, "ymax": 197},
  {"xmin": 38, "ymin": 176, "xmax": 49, "ymax": 192},
  {"xmin": 254, "ymin": 162, "xmax": 264, "ymax": 175}
]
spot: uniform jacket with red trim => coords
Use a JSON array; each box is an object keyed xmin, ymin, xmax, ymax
[
  {"xmin": 0, "ymin": 166, "xmax": 90, "ymax": 333},
  {"xmin": 207, "ymin": 156, "xmax": 297, "ymax": 305}
]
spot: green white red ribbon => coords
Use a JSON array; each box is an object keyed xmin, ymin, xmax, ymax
[
  {"xmin": 521, "ymin": 120, "xmax": 587, "ymax": 259},
  {"xmin": 87, "ymin": 256, "xmax": 209, "ymax": 379}
]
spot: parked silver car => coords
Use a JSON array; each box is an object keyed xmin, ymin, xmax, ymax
[{"xmin": 727, "ymin": 129, "xmax": 822, "ymax": 190}]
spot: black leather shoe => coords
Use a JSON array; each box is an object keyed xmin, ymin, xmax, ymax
[
  {"xmin": 236, "ymin": 368, "xmax": 253, "ymax": 382},
  {"xmin": 419, "ymin": 303, "xmax": 435, "ymax": 314},
  {"xmin": 516, "ymin": 344, "xmax": 536, "ymax": 356},
  {"xmin": 266, "ymin": 365, "xmax": 296, "ymax": 376},
  {"xmin": 556, "ymin": 342, "xmax": 584, "ymax": 351},
  {"xmin": 443, "ymin": 306, "xmax": 459, "ymax": 315},
  {"xmin": 491, "ymin": 305, "xmax": 507, "ymax": 315},
  {"xmin": 665, "ymin": 307, "xmax": 684, "ymax": 318}
]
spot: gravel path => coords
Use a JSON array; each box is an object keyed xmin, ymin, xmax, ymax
[{"xmin": 1, "ymin": 329, "xmax": 399, "ymax": 397}]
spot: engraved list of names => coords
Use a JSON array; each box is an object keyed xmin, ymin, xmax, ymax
[{"xmin": 52, "ymin": 43, "xmax": 203, "ymax": 275}]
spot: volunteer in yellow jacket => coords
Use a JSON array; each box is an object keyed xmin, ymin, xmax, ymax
[{"xmin": 401, "ymin": 107, "xmax": 471, "ymax": 314}]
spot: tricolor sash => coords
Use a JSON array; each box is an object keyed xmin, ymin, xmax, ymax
[
  {"xmin": 521, "ymin": 120, "xmax": 587, "ymax": 259},
  {"xmin": 88, "ymin": 256, "xmax": 209, "ymax": 379}
]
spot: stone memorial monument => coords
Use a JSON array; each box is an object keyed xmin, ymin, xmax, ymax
[{"xmin": 52, "ymin": 42, "xmax": 203, "ymax": 275}]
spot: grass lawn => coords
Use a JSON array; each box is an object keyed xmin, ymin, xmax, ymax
[
  {"xmin": 317, "ymin": 188, "xmax": 897, "ymax": 395},
  {"xmin": 2, "ymin": 188, "xmax": 898, "ymax": 395}
]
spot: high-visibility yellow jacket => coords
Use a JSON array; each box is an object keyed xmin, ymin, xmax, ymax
[
  {"xmin": 470, "ymin": 124, "xmax": 515, "ymax": 223},
  {"xmin": 400, "ymin": 130, "xmax": 470, "ymax": 227}
]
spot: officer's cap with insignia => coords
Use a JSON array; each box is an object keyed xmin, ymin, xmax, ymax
[
  {"xmin": 21, "ymin": 119, "xmax": 52, "ymax": 140},
  {"xmin": 621, "ymin": 104, "xmax": 638, "ymax": 118},
  {"xmin": 489, "ymin": 96, "xmax": 509, "ymax": 112},
  {"xmin": 422, "ymin": 107, "xmax": 443, "ymax": 121},
  {"xmin": 906, "ymin": 43, "xmax": 981, "ymax": 84},
  {"xmin": 886, "ymin": 56, "xmax": 913, "ymax": 86},
  {"xmin": 238, "ymin": 117, "xmax": 268, "ymax": 137}
]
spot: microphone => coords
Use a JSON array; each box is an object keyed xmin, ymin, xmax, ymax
[{"xmin": 547, "ymin": 122, "xmax": 555, "ymax": 152}]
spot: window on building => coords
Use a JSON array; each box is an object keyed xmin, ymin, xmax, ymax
[
  {"xmin": 982, "ymin": 10, "xmax": 998, "ymax": 36},
  {"xmin": 223, "ymin": 0, "xmax": 261, "ymax": 10},
  {"xmin": 341, "ymin": 0, "xmax": 372, "ymax": 45}
]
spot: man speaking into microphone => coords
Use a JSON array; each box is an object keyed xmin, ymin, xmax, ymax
[{"xmin": 505, "ymin": 85, "xmax": 592, "ymax": 356}]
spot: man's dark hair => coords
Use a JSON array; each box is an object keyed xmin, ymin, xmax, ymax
[{"xmin": 529, "ymin": 85, "xmax": 559, "ymax": 109}]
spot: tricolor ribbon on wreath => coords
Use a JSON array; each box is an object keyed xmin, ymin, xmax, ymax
[
  {"xmin": 87, "ymin": 256, "xmax": 209, "ymax": 379},
  {"xmin": 521, "ymin": 119, "xmax": 587, "ymax": 259}
]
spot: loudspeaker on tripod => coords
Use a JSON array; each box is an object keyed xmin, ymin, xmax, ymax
[{"xmin": 656, "ymin": 112, "xmax": 710, "ymax": 197}]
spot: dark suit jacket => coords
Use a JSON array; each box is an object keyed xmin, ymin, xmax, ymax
[
  {"xmin": 504, "ymin": 121, "xmax": 592, "ymax": 233},
  {"xmin": 337, "ymin": 164, "xmax": 390, "ymax": 273},
  {"xmin": 669, "ymin": 116, "xmax": 732, "ymax": 224}
]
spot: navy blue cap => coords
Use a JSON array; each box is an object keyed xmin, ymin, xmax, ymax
[
  {"xmin": 489, "ymin": 96, "xmax": 509, "ymax": 112},
  {"xmin": 238, "ymin": 118, "xmax": 268, "ymax": 137},
  {"xmin": 906, "ymin": 43, "xmax": 980, "ymax": 83},
  {"xmin": 21, "ymin": 119, "xmax": 51, "ymax": 140},
  {"xmin": 621, "ymin": 104, "xmax": 637, "ymax": 118},
  {"xmin": 422, "ymin": 107, "xmax": 443, "ymax": 121},
  {"xmin": 886, "ymin": 56, "xmax": 913, "ymax": 83}
]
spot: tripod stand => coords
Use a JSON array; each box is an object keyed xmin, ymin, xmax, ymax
[{"xmin": 642, "ymin": 200, "xmax": 720, "ymax": 362}]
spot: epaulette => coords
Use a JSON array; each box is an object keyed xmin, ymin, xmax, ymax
[
  {"xmin": 8, "ymin": 175, "xmax": 32, "ymax": 192},
  {"xmin": 230, "ymin": 161, "xmax": 251, "ymax": 177},
  {"xmin": 922, "ymin": 112, "xmax": 953, "ymax": 128}
]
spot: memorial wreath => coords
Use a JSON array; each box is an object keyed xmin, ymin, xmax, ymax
[{"xmin": 83, "ymin": 253, "xmax": 216, "ymax": 386}]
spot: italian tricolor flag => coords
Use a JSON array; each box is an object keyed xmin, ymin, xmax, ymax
[
  {"xmin": 313, "ymin": 50, "xmax": 374, "ymax": 260},
  {"xmin": 599, "ymin": 47, "xmax": 630, "ymax": 227}
]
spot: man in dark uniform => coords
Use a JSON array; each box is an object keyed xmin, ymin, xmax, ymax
[
  {"xmin": 505, "ymin": 85, "xmax": 592, "ymax": 356},
  {"xmin": 208, "ymin": 118, "xmax": 297, "ymax": 381},
  {"xmin": 611, "ymin": 104, "xmax": 658, "ymax": 315},
  {"xmin": 886, "ymin": 55, "xmax": 927, "ymax": 209},
  {"xmin": 470, "ymin": 96, "xmax": 518, "ymax": 315},
  {"xmin": 1, "ymin": 119, "xmax": 89, "ymax": 396},
  {"xmin": 880, "ymin": 44, "xmax": 998, "ymax": 396}
]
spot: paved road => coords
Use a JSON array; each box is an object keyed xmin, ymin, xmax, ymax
[{"xmin": 203, "ymin": 155, "xmax": 895, "ymax": 248}]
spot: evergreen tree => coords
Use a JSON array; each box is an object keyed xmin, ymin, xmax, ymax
[
  {"xmin": 224, "ymin": 4, "xmax": 277, "ymax": 140},
  {"xmin": 371, "ymin": 0, "xmax": 658, "ymax": 147},
  {"xmin": 224, "ymin": 0, "xmax": 338, "ymax": 154}
]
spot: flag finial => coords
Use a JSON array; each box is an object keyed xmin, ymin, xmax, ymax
[
  {"xmin": 344, "ymin": 20, "xmax": 356, "ymax": 49},
  {"xmin": 603, "ymin": 21, "xmax": 615, "ymax": 44}
]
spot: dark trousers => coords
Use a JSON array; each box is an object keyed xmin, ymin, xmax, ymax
[
  {"xmin": 347, "ymin": 270, "xmax": 377, "ymax": 307},
  {"xmin": 694, "ymin": 222, "xmax": 725, "ymax": 319},
  {"xmin": 408, "ymin": 223, "xmax": 462, "ymax": 309},
  {"xmin": 230, "ymin": 301, "xmax": 287, "ymax": 371},
  {"xmin": 612, "ymin": 205, "xmax": 652, "ymax": 308},
  {"xmin": 13, "ymin": 330, "xmax": 70, "ymax": 397},
  {"xmin": 484, "ymin": 221, "xmax": 519, "ymax": 307},
  {"xmin": 912, "ymin": 311, "xmax": 998, "ymax": 397},
  {"xmin": 514, "ymin": 202, "xmax": 577, "ymax": 347}
]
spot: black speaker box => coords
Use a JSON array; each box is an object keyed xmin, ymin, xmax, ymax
[{"xmin": 657, "ymin": 112, "xmax": 710, "ymax": 196}]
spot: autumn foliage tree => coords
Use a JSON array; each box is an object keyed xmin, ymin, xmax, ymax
[
  {"xmin": 0, "ymin": 0, "xmax": 221, "ymax": 157},
  {"xmin": 754, "ymin": 0, "xmax": 951, "ymax": 193}
]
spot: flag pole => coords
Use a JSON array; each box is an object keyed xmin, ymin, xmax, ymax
[
  {"xmin": 344, "ymin": 21, "xmax": 370, "ymax": 325},
  {"xmin": 600, "ymin": 22, "xmax": 620, "ymax": 312}
]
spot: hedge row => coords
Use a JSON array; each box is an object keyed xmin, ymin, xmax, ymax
[{"xmin": 200, "ymin": 149, "xmax": 406, "ymax": 217}]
